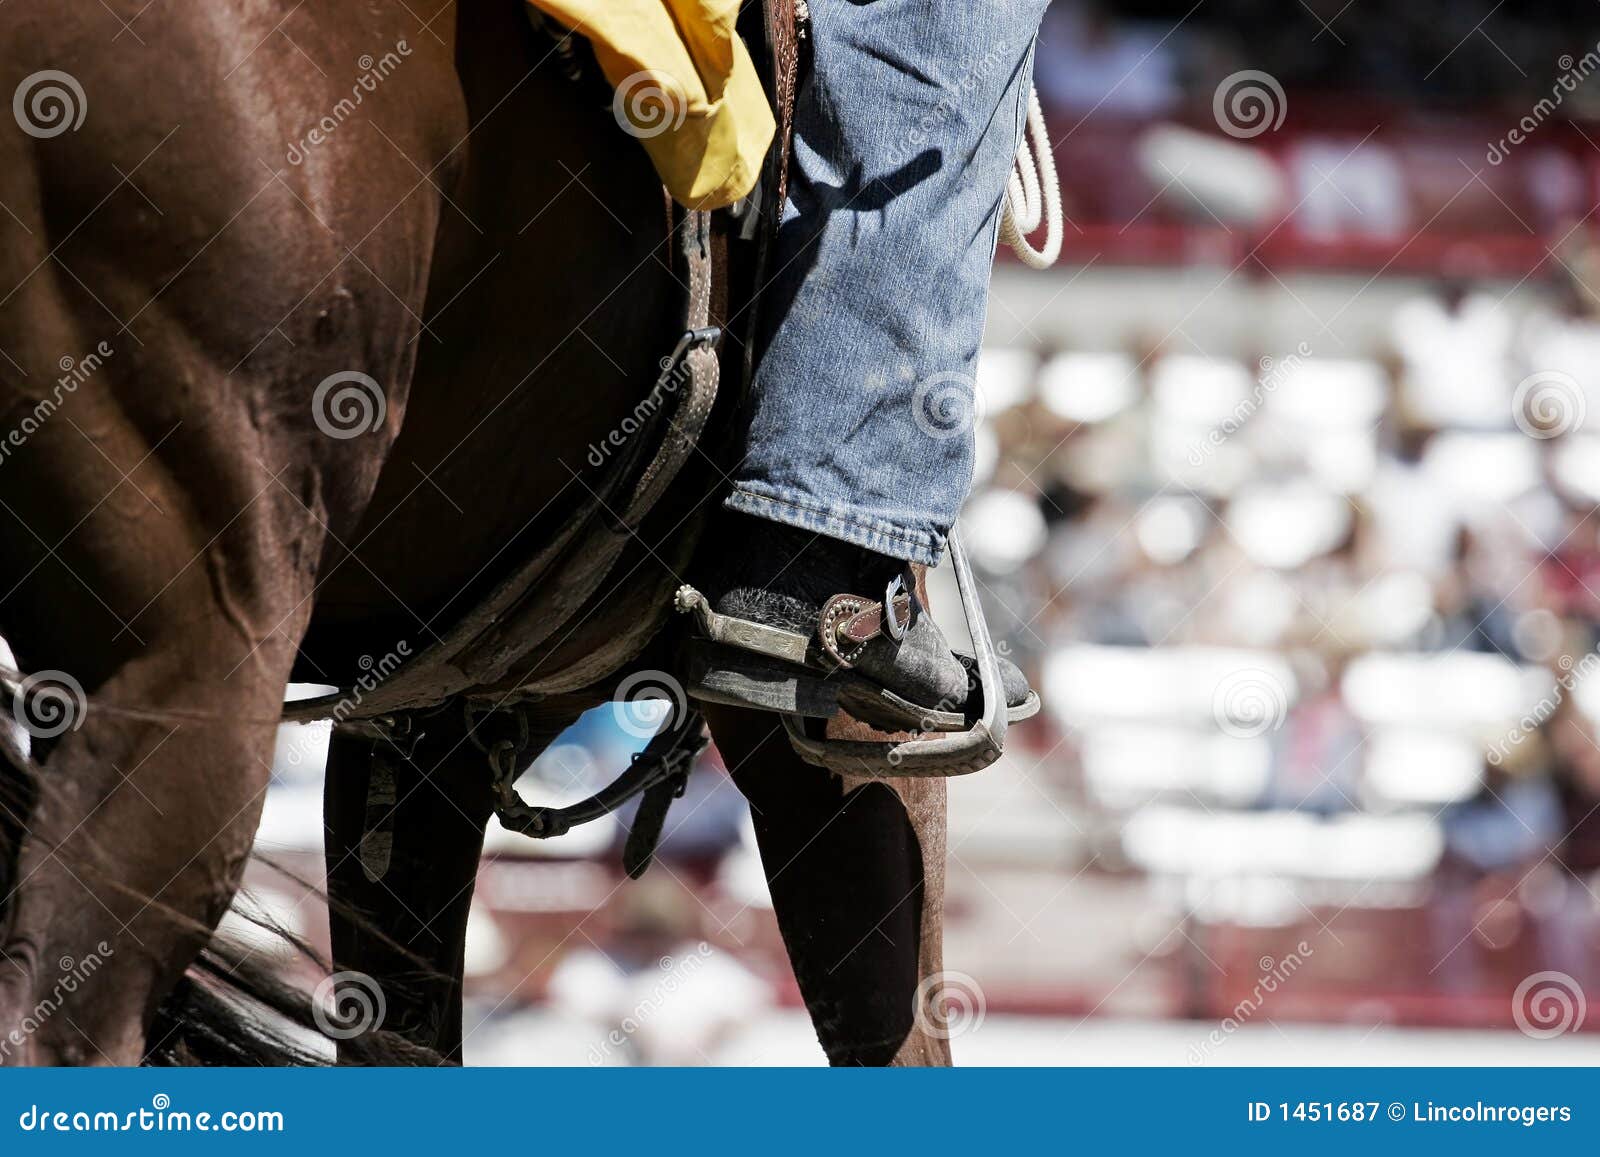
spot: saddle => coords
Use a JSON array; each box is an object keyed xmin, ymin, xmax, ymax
[{"xmin": 284, "ymin": 0, "xmax": 1018, "ymax": 873}]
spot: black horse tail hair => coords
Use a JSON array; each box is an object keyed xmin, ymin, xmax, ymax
[
  {"xmin": 0, "ymin": 730, "xmax": 437, "ymax": 1066},
  {"xmin": 145, "ymin": 856, "xmax": 445, "ymax": 1067}
]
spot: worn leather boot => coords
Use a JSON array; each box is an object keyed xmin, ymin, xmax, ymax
[{"xmin": 682, "ymin": 511, "xmax": 1036, "ymax": 732}]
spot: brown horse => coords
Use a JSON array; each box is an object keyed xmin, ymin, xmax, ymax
[{"xmin": 0, "ymin": 0, "xmax": 954, "ymax": 1065}]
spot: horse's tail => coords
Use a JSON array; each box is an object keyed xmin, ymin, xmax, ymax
[
  {"xmin": 144, "ymin": 861, "xmax": 443, "ymax": 1067},
  {"xmin": 146, "ymin": 939, "xmax": 438, "ymax": 1067}
]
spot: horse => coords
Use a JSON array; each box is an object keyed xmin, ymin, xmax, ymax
[{"xmin": 0, "ymin": 0, "xmax": 956, "ymax": 1065}]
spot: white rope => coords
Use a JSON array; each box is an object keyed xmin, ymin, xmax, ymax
[{"xmin": 999, "ymin": 88, "xmax": 1062, "ymax": 269}]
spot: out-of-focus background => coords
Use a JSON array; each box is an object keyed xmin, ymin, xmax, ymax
[{"xmin": 254, "ymin": 0, "xmax": 1600, "ymax": 1063}]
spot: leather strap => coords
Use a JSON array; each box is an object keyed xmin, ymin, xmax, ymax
[
  {"xmin": 818, "ymin": 591, "xmax": 913, "ymax": 668},
  {"xmin": 764, "ymin": 0, "xmax": 803, "ymax": 210},
  {"xmin": 622, "ymin": 765, "xmax": 691, "ymax": 878}
]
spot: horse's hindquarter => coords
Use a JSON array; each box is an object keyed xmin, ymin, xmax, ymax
[
  {"xmin": 0, "ymin": 0, "xmax": 467, "ymax": 659},
  {"xmin": 0, "ymin": 0, "xmax": 472, "ymax": 1058}
]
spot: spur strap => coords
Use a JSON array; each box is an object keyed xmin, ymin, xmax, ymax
[
  {"xmin": 674, "ymin": 584, "xmax": 913, "ymax": 672},
  {"xmin": 818, "ymin": 592, "xmax": 913, "ymax": 667}
]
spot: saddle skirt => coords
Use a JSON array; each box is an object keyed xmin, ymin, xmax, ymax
[{"xmin": 286, "ymin": 0, "xmax": 804, "ymax": 730}]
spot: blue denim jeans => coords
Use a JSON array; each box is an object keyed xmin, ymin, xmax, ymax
[{"xmin": 725, "ymin": 0, "xmax": 1049, "ymax": 566}]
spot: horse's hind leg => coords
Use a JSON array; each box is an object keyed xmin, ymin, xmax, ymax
[
  {"xmin": 322, "ymin": 706, "xmax": 585, "ymax": 1062},
  {"xmin": 0, "ymin": 427, "xmax": 352, "ymax": 1064},
  {"xmin": 322, "ymin": 708, "xmax": 509, "ymax": 1063},
  {"xmin": 0, "ymin": 0, "xmax": 451, "ymax": 1060},
  {"xmin": 705, "ymin": 705, "xmax": 953, "ymax": 1066}
]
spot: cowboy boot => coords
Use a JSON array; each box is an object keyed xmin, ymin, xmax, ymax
[{"xmin": 681, "ymin": 511, "xmax": 1037, "ymax": 732}]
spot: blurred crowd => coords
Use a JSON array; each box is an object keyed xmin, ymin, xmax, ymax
[
  {"xmin": 960, "ymin": 253, "xmax": 1600, "ymax": 997},
  {"xmin": 1038, "ymin": 0, "xmax": 1600, "ymax": 117},
  {"xmin": 249, "ymin": 0, "xmax": 1600, "ymax": 1055}
]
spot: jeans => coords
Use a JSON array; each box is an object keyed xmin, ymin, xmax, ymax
[{"xmin": 725, "ymin": 0, "xmax": 1050, "ymax": 566}]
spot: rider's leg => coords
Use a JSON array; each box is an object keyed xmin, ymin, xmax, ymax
[
  {"xmin": 701, "ymin": 0, "xmax": 1049, "ymax": 720},
  {"xmin": 729, "ymin": 0, "xmax": 1048, "ymax": 563}
]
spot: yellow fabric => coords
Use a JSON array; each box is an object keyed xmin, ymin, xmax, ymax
[{"xmin": 529, "ymin": 0, "xmax": 775, "ymax": 210}]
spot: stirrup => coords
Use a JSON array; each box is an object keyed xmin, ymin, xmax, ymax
[
  {"xmin": 679, "ymin": 527, "xmax": 1014, "ymax": 778},
  {"xmin": 779, "ymin": 527, "xmax": 1009, "ymax": 777}
]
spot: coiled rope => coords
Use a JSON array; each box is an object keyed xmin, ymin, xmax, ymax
[{"xmin": 999, "ymin": 88, "xmax": 1062, "ymax": 269}]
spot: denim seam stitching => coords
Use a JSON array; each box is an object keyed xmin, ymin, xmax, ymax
[{"xmin": 726, "ymin": 485, "xmax": 943, "ymax": 560}]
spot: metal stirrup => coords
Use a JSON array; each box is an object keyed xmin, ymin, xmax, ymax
[{"xmin": 783, "ymin": 526, "xmax": 1009, "ymax": 776}]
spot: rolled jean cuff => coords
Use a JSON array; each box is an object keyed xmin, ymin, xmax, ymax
[{"xmin": 725, "ymin": 484, "xmax": 946, "ymax": 567}]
